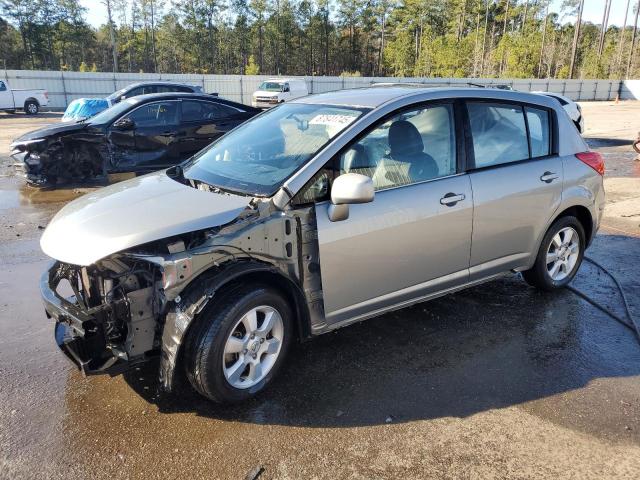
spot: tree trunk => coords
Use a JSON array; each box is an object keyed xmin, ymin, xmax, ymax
[
  {"xmin": 473, "ymin": 10, "xmax": 480, "ymax": 76},
  {"xmin": 616, "ymin": 0, "xmax": 631, "ymax": 76},
  {"xmin": 597, "ymin": 0, "xmax": 612, "ymax": 58},
  {"xmin": 479, "ymin": 0, "xmax": 490, "ymax": 76},
  {"xmin": 538, "ymin": 0, "xmax": 549, "ymax": 77},
  {"xmin": 104, "ymin": 0, "xmax": 119, "ymax": 72},
  {"xmin": 150, "ymin": 0, "xmax": 157, "ymax": 73},
  {"xmin": 569, "ymin": 0, "xmax": 584, "ymax": 79},
  {"xmin": 626, "ymin": 0, "xmax": 640, "ymax": 78}
]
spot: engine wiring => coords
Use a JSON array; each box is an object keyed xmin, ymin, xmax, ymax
[{"xmin": 568, "ymin": 256, "xmax": 640, "ymax": 343}]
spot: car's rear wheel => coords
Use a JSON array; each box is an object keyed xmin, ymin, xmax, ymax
[
  {"xmin": 523, "ymin": 215, "xmax": 585, "ymax": 291},
  {"xmin": 24, "ymin": 101, "xmax": 39, "ymax": 115},
  {"xmin": 183, "ymin": 284, "xmax": 293, "ymax": 403}
]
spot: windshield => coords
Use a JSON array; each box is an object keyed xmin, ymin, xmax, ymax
[
  {"xmin": 258, "ymin": 82, "xmax": 284, "ymax": 92},
  {"xmin": 106, "ymin": 88, "xmax": 127, "ymax": 102},
  {"xmin": 184, "ymin": 103, "xmax": 367, "ymax": 196},
  {"xmin": 89, "ymin": 98, "xmax": 141, "ymax": 124}
]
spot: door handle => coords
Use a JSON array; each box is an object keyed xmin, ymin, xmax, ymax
[
  {"xmin": 160, "ymin": 131, "xmax": 176, "ymax": 137},
  {"xmin": 540, "ymin": 171, "xmax": 559, "ymax": 183},
  {"xmin": 440, "ymin": 192, "xmax": 466, "ymax": 206}
]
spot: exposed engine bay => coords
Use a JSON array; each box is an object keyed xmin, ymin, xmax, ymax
[{"xmin": 47, "ymin": 257, "xmax": 161, "ymax": 373}]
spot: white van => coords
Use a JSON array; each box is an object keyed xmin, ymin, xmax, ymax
[{"xmin": 252, "ymin": 78, "xmax": 308, "ymax": 108}]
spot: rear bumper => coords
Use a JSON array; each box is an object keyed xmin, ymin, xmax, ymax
[{"xmin": 41, "ymin": 266, "xmax": 130, "ymax": 376}]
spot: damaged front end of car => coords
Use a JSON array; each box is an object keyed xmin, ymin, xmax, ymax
[
  {"xmin": 41, "ymin": 194, "xmax": 325, "ymax": 391},
  {"xmin": 42, "ymin": 256, "xmax": 163, "ymax": 375},
  {"xmin": 10, "ymin": 138, "xmax": 54, "ymax": 185},
  {"xmin": 11, "ymin": 131, "xmax": 106, "ymax": 187}
]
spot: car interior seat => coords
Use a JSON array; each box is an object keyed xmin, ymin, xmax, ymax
[{"xmin": 388, "ymin": 120, "xmax": 439, "ymax": 182}]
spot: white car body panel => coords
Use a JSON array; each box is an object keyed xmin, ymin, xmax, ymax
[
  {"xmin": 252, "ymin": 78, "xmax": 308, "ymax": 108},
  {"xmin": 0, "ymin": 80, "xmax": 49, "ymax": 110}
]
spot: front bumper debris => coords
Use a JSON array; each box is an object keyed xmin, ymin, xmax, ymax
[{"xmin": 41, "ymin": 266, "xmax": 131, "ymax": 376}]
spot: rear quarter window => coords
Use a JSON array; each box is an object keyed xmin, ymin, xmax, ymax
[{"xmin": 525, "ymin": 106, "xmax": 551, "ymax": 158}]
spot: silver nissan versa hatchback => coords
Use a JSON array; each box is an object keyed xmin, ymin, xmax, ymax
[{"xmin": 40, "ymin": 87, "xmax": 605, "ymax": 403}]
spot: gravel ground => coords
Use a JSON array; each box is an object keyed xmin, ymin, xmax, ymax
[{"xmin": 0, "ymin": 103, "xmax": 639, "ymax": 480}]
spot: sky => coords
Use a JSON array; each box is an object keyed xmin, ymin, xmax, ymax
[{"xmin": 79, "ymin": 0, "xmax": 637, "ymax": 29}]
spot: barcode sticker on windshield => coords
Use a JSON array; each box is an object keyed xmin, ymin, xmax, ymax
[{"xmin": 309, "ymin": 114, "xmax": 356, "ymax": 127}]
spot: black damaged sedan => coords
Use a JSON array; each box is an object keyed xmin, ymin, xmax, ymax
[{"xmin": 10, "ymin": 93, "xmax": 259, "ymax": 186}]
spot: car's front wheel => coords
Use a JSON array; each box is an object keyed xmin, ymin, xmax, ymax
[
  {"xmin": 523, "ymin": 215, "xmax": 585, "ymax": 291},
  {"xmin": 183, "ymin": 284, "xmax": 293, "ymax": 403}
]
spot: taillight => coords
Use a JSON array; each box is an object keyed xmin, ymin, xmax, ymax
[
  {"xmin": 576, "ymin": 151, "xmax": 605, "ymax": 176},
  {"xmin": 44, "ymin": 91, "xmax": 48, "ymax": 99}
]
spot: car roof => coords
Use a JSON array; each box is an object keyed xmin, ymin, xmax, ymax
[
  {"xmin": 121, "ymin": 92, "xmax": 256, "ymax": 111},
  {"xmin": 264, "ymin": 78, "xmax": 304, "ymax": 83},
  {"xmin": 291, "ymin": 86, "xmax": 560, "ymax": 109},
  {"xmin": 124, "ymin": 81, "xmax": 199, "ymax": 89}
]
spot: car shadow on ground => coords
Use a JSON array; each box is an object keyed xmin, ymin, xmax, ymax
[
  {"xmin": 0, "ymin": 112, "xmax": 62, "ymax": 120},
  {"xmin": 585, "ymin": 137, "xmax": 633, "ymax": 148},
  {"xmin": 123, "ymin": 234, "xmax": 640, "ymax": 428}
]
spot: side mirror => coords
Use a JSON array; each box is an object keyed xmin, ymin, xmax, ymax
[
  {"xmin": 113, "ymin": 117, "xmax": 135, "ymax": 130},
  {"xmin": 327, "ymin": 173, "xmax": 374, "ymax": 222},
  {"xmin": 282, "ymin": 86, "xmax": 290, "ymax": 92}
]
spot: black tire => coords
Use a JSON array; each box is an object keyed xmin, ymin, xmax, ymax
[
  {"xmin": 183, "ymin": 284, "xmax": 293, "ymax": 404},
  {"xmin": 522, "ymin": 215, "xmax": 585, "ymax": 291},
  {"xmin": 24, "ymin": 100, "xmax": 39, "ymax": 115}
]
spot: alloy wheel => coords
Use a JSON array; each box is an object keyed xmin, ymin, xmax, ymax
[
  {"xmin": 546, "ymin": 226, "xmax": 580, "ymax": 281},
  {"xmin": 222, "ymin": 305, "xmax": 284, "ymax": 389}
]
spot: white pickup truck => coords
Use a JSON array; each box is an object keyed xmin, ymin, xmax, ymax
[{"xmin": 0, "ymin": 79, "xmax": 49, "ymax": 114}]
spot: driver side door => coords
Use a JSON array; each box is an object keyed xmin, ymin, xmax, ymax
[
  {"xmin": 314, "ymin": 102, "xmax": 474, "ymax": 325},
  {"xmin": 107, "ymin": 100, "xmax": 181, "ymax": 172}
]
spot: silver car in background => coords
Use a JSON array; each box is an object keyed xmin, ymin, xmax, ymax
[{"xmin": 39, "ymin": 86, "xmax": 605, "ymax": 403}]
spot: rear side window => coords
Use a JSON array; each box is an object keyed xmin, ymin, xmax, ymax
[
  {"xmin": 467, "ymin": 102, "xmax": 529, "ymax": 168},
  {"xmin": 525, "ymin": 106, "xmax": 551, "ymax": 158},
  {"xmin": 0, "ymin": 81, "xmax": 6, "ymax": 91},
  {"xmin": 182, "ymin": 101, "xmax": 239, "ymax": 122}
]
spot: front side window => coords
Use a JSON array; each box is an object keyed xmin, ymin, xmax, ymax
[
  {"xmin": 339, "ymin": 103, "xmax": 457, "ymax": 191},
  {"xmin": 125, "ymin": 101, "xmax": 178, "ymax": 127},
  {"xmin": 184, "ymin": 103, "xmax": 366, "ymax": 196},
  {"xmin": 106, "ymin": 88, "xmax": 126, "ymax": 102},
  {"xmin": 467, "ymin": 102, "xmax": 529, "ymax": 168},
  {"xmin": 123, "ymin": 87, "xmax": 144, "ymax": 98}
]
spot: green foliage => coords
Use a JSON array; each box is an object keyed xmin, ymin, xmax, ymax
[
  {"xmin": 0, "ymin": 0, "xmax": 638, "ymax": 80},
  {"xmin": 245, "ymin": 54, "xmax": 260, "ymax": 74}
]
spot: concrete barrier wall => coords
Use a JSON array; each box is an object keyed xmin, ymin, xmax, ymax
[{"xmin": 2, "ymin": 70, "xmax": 638, "ymax": 109}]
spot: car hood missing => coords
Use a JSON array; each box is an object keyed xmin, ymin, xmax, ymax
[{"xmin": 40, "ymin": 171, "xmax": 250, "ymax": 266}]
